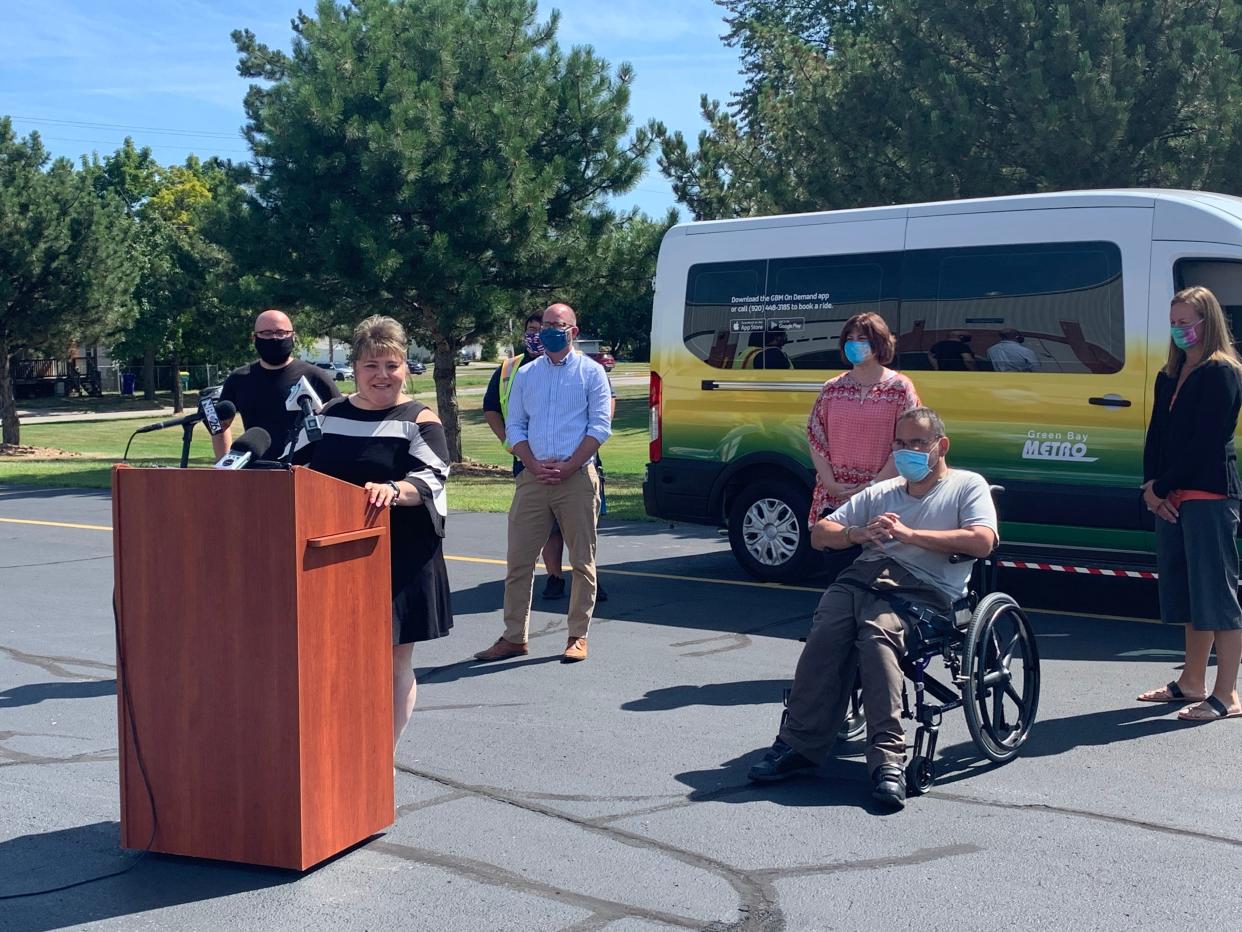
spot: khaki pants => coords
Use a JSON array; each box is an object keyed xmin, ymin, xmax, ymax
[
  {"xmin": 501, "ymin": 464, "xmax": 601, "ymax": 643},
  {"xmin": 778, "ymin": 558, "xmax": 950, "ymax": 774}
]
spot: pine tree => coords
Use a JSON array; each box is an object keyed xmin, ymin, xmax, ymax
[
  {"xmin": 231, "ymin": 0, "xmax": 657, "ymax": 459},
  {"xmin": 0, "ymin": 119, "xmax": 136, "ymax": 445}
]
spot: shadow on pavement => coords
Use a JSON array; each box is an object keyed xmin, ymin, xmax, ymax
[
  {"xmin": 622, "ymin": 680, "xmax": 788, "ymax": 712},
  {"xmin": 0, "ymin": 679, "xmax": 117, "ymax": 708},
  {"xmin": 0, "ymin": 822, "xmax": 298, "ymax": 932},
  {"xmin": 416, "ymin": 654, "xmax": 563, "ymax": 685},
  {"xmin": 674, "ymin": 748, "xmax": 905, "ymax": 816},
  {"xmin": 931, "ymin": 701, "xmax": 1190, "ymax": 791}
]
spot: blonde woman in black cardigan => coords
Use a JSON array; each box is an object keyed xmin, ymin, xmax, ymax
[{"xmin": 1138, "ymin": 286, "xmax": 1242, "ymax": 721}]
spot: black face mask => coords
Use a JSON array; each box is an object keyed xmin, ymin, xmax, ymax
[{"xmin": 254, "ymin": 336, "xmax": 294, "ymax": 365}]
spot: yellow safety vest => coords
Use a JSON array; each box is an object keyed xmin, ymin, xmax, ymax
[
  {"xmin": 732, "ymin": 346, "xmax": 761, "ymax": 369},
  {"xmin": 498, "ymin": 353, "xmax": 526, "ymax": 449}
]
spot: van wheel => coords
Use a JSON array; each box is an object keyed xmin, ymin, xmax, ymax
[{"xmin": 728, "ymin": 479, "xmax": 815, "ymax": 583}]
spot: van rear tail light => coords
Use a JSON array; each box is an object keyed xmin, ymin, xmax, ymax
[{"xmin": 649, "ymin": 370, "xmax": 662, "ymax": 463}]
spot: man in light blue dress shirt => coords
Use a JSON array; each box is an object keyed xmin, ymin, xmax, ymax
[{"xmin": 474, "ymin": 303, "xmax": 613, "ymax": 663}]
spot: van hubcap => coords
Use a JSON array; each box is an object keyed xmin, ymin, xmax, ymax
[{"xmin": 742, "ymin": 498, "xmax": 800, "ymax": 566}]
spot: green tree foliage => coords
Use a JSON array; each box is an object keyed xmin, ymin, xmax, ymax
[
  {"xmin": 561, "ymin": 209, "xmax": 676, "ymax": 361},
  {"xmin": 97, "ymin": 144, "xmax": 249, "ymax": 410},
  {"xmin": 0, "ymin": 119, "xmax": 137, "ymax": 445},
  {"xmin": 662, "ymin": 0, "xmax": 1242, "ymax": 218},
  {"xmin": 231, "ymin": 0, "xmax": 657, "ymax": 459}
]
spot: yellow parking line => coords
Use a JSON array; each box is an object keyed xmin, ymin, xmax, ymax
[
  {"xmin": 0, "ymin": 515, "xmax": 1161, "ymax": 621},
  {"xmin": 0, "ymin": 516, "xmax": 112, "ymax": 532}
]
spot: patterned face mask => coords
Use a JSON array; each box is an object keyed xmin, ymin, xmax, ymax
[
  {"xmin": 523, "ymin": 332, "xmax": 544, "ymax": 356},
  {"xmin": 1171, "ymin": 320, "xmax": 1201, "ymax": 350}
]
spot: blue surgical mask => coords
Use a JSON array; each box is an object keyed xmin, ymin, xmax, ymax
[
  {"xmin": 540, "ymin": 326, "xmax": 570, "ymax": 353},
  {"xmin": 843, "ymin": 340, "xmax": 872, "ymax": 366},
  {"xmin": 893, "ymin": 449, "xmax": 932, "ymax": 483}
]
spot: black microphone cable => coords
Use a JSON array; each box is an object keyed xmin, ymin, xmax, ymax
[{"xmin": 0, "ymin": 593, "xmax": 159, "ymax": 900}]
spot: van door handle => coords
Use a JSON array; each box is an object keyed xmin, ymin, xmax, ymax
[{"xmin": 1088, "ymin": 395, "xmax": 1131, "ymax": 407}]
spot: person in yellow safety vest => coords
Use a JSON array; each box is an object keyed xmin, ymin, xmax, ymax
[
  {"xmin": 731, "ymin": 330, "xmax": 763, "ymax": 369},
  {"xmin": 732, "ymin": 329, "xmax": 793, "ymax": 369},
  {"xmin": 483, "ymin": 312, "xmax": 612, "ymax": 603}
]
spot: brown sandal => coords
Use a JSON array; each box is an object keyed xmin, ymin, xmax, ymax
[
  {"xmin": 1178, "ymin": 696, "xmax": 1242, "ymax": 722},
  {"xmin": 1137, "ymin": 681, "xmax": 1206, "ymax": 703}
]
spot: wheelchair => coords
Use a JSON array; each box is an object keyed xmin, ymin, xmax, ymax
[{"xmin": 782, "ymin": 485, "xmax": 1040, "ymax": 795}]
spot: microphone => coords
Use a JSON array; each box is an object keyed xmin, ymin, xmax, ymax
[
  {"xmin": 285, "ymin": 376, "xmax": 323, "ymax": 442},
  {"xmin": 214, "ymin": 427, "xmax": 271, "ymax": 470},
  {"xmin": 135, "ymin": 399, "xmax": 236, "ymax": 435}
]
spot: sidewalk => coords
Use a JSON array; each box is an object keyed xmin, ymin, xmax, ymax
[{"xmin": 18, "ymin": 407, "xmax": 180, "ymax": 426}]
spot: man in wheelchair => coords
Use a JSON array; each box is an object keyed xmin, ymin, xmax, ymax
[{"xmin": 748, "ymin": 407, "xmax": 998, "ymax": 810}]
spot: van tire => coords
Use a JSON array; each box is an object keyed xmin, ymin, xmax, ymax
[{"xmin": 728, "ymin": 478, "xmax": 816, "ymax": 583}]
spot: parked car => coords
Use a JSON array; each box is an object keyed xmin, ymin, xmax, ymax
[
  {"xmin": 588, "ymin": 350, "xmax": 616, "ymax": 371},
  {"xmin": 408, "ymin": 360, "xmax": 427, "ymax": 375},
  {"xmin": 315, "ymin": 361, "xmax": 354, "ymax": 381}
]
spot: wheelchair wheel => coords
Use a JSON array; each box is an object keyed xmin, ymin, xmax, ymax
[
  {"xmin": 962, "ymin": 592, "xmax": 1040, "ymax": 763},
  {"xmin": 906, "ymin": 755, "xmax": 934, "ymax": 795},
  {"xmin": 837, "ymin": 678, "xmax": 865, "ymax": 742}
]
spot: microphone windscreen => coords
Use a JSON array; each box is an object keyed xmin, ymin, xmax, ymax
[
  {"xmin": 213, "ymin": 400, "xmax": 237, "ymax": 421},
  {"xmin": 231, "ymin": 427, "xmax": 271, "ymax": 458}
]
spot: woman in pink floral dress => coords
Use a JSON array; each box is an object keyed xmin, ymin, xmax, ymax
[{"xmin": 807, "ymin": 312, "xmax": 920, "ymax": 524}]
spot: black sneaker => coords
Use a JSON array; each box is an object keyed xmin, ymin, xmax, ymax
[
  {"xmin": 747, "ymin": 738, "xmax": 816, "ymax": 783},
  {"xmin": 871, "ymin": 764, "xmax": 907, "ymax": 811},
  {"xmin": 596, "ymin": 581, "xmax": 608, "ymax": 602},
  {"xmin": 542, "ymin": 575, "xmax": 566, "ymax": 600}
]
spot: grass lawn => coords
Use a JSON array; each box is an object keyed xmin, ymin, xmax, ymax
[{"xmin": 1, "ymin": 377, "xmax": 653, "ymax": 519}]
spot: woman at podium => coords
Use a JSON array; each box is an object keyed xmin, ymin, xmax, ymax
[{"xmin": 291, "ymin": 315, "xmax": 453, "ymax": 747}]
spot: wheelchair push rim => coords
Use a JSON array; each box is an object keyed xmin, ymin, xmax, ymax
[
  {"xmin": 839, "ymin": 676, "xmax": 865, "ymax": 742},
  {"xmin": 962, "ymin": 592, "xmax": 1040, "ymax": 763}
]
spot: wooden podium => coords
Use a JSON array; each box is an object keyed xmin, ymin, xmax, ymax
[{"xmin": 111, "ymin": 465, "xmax": 394, "ymax": 870}]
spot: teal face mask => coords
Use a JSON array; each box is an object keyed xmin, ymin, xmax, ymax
[
  {"xmin": 843, "ymin": 340, "xmax": 872, "ymax": 365},
  {"xmin": 1171, "ymin": 320, "xmax": 1201, "ymax": 350},
  {"xmin": 893, "ymin": 449, "xmax": 931, "ymax": 482}
]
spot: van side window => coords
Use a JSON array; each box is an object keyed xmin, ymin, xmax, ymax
[
  {"xmin": 683, "ymin": 254, "xmax": 896, "ymax": 370},
  {"xmin": 1175, "ymin": 259, "xmax": 1242, "ymax": 352},
  {"xmin": 684, "ymin": 261, "xmax": 767, "ymax": 369},
  {"xmin": 766, "ymin": 254, "xmax": 897, "ymax": 369},
  {"xmin": 897, "ymin": 242, "xmax": 1125, "ymax": 374}
]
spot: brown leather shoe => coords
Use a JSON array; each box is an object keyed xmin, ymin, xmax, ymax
[
  {"xmin": 562, "ymin": 637, "xmax": 588, "ymax": 663},
  {"xmin": 473, "ymin": 637, "xmax": 529, "ymax": 662}
]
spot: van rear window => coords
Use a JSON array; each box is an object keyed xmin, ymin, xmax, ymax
[{"xmin": 683, "ymin": 242, "xmax": 1124, "ymax": 374}]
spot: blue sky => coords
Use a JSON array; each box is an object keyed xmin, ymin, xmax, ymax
[{"xmin": 0, "ymin": 0, "xmax": 743, "ymax": 218}]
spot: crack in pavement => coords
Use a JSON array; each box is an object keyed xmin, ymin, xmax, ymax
[
  {"xmin": 670, "ymin": 613, "xmax": 810, "ymax": 658},
  {"xmin": 0, "ymin": 645, "xmax": 115, "ymax": 681},
  {"xmin": 396, "ymin": 790, "xmax": 471, "ymax": 817},
  {"xmin": 0, "ymin": 554, "xmax": 111, "ymax": 570},
  {"xmin": 369, "ymin": 839, "xmax": 702, "ymax": 930},
  {"xmin": 748, "ymin": 843, "xmax": 981, "ymax": 880},
  {"xmin": 593, "ymin": 775, "xmax": 1242, "ymax": 854},
  {"xmin": 0, "ymin": 746, "xmax": 117, "ymax": 768},
  {"xmin": 387, "ymin": 764, "xmax": 981, "ymax": 932},
  {"xmin": 396, "ymin": 762, "xmax": 780, "ymax": 929},
  {"xmin": 928, "ymin": 789, "xmax": 1242, "ymax": 849}
]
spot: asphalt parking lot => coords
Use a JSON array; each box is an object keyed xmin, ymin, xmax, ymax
[{"xmin": 2, "ymin": 483, "xmax": 1240, "ymax": 931}]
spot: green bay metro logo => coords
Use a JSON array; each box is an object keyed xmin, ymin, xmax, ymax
[{"xmin": 1021, "ymin": 430, "xmax": 1098, "ymax": 463}]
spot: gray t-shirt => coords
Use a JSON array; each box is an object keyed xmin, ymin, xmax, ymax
[{"xmin": 828, "ymin": 469, "xmax": 999, "ymax": 599}]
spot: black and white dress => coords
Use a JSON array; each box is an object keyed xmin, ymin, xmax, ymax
[{"xmin": 292, "ymin": 398, "xmax": 453, "ymax": 645}]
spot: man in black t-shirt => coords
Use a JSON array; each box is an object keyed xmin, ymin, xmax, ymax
[
  {"xmin": 927, "ymin": 331, "xmax": 978, "ymax": 371},
  {"xmin": 214, "ymin": 309, "xmax": 340, "ymax": 459}
]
